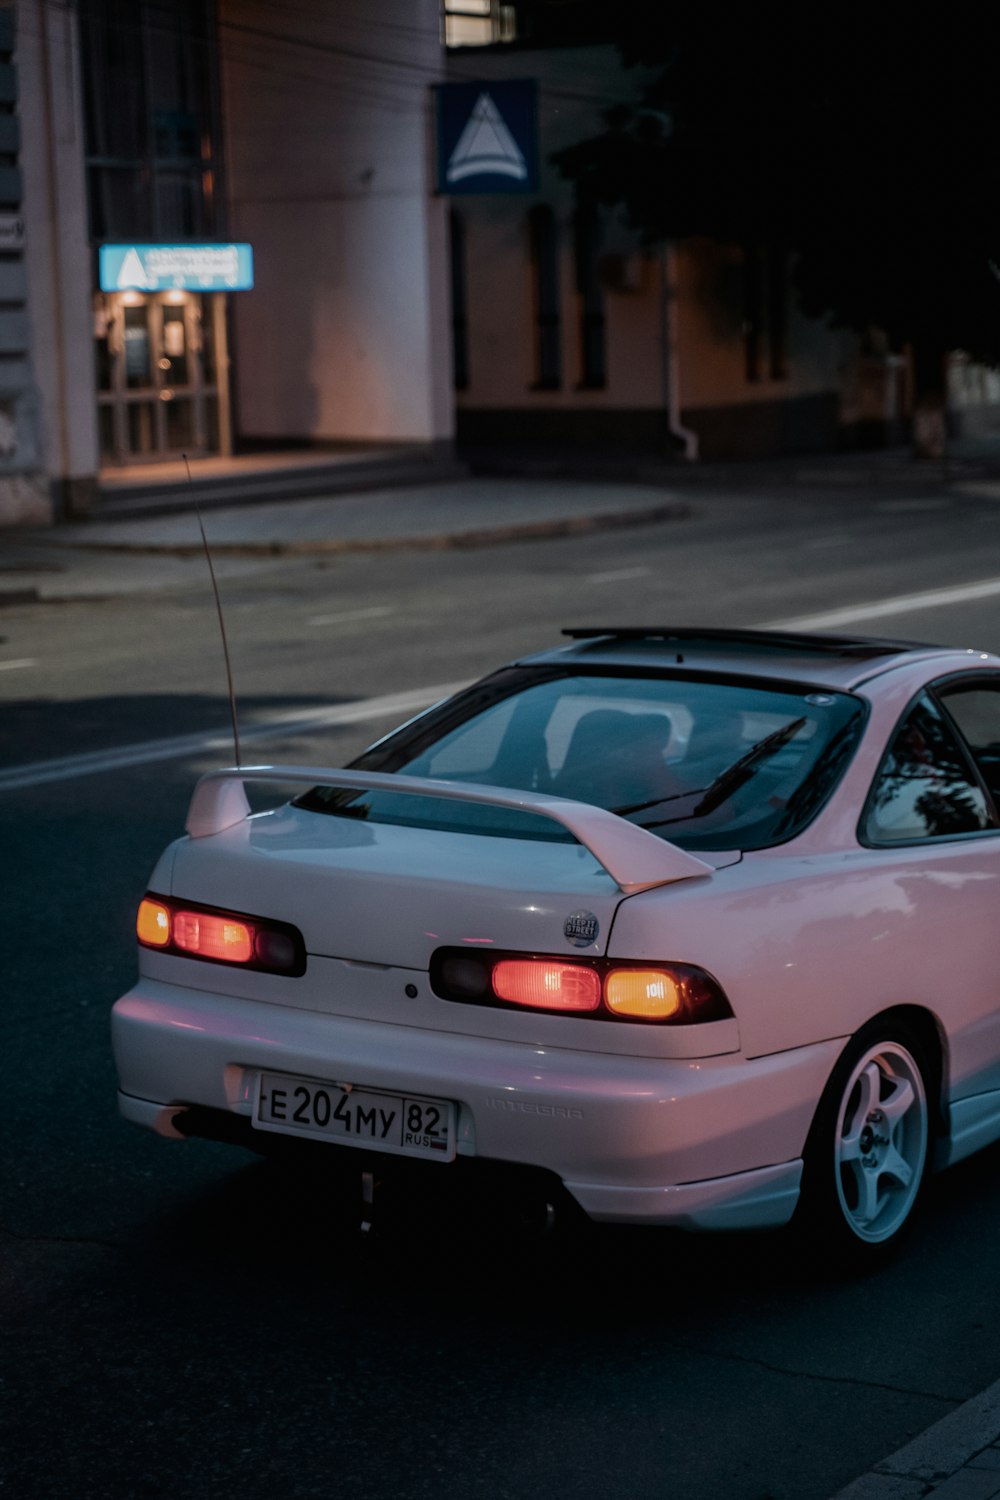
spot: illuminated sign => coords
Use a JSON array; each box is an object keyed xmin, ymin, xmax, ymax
[{"xmin": 99, "ymin": 243, "xmax": 254, "ymax": 293}]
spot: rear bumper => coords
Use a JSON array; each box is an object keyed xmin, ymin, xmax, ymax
[
  {"xmin": 112, "ymin": 979, "xmax": 841, "ymax": 1230},
  {"xmin": 564, "ymin": 1161, "xmax": 803, "ymax": 1230}
]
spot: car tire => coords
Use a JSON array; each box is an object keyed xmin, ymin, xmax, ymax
[{"xmin": 796, "ymin": 1021, "xmax": 930, "ymax": 1270}]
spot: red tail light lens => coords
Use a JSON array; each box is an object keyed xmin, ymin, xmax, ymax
[
  {"xmin": 493, "ymin": 959, "xmax": 601, "ymax": 1011},
  {"xmin": 136, "ymin": 894, "xmax": 306, "ymax": 976},
  {"xmin": 174, "ymin": 911, "xmax": 254, "ymax": 964},
  {"xmin": 431, "ymin": 948, "xmax": 732, "ymax": 1024}
]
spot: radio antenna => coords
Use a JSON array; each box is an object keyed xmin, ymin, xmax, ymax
[{"xmin": 184, "ymin": 454, "xmax": 242, "ymax": 767}]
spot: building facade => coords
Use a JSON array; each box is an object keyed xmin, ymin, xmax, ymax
[
  {"xmin": 443, "ymin": 40, "xmax": 860, "ymax": 460},
  {"xmin": 5, "ymin": 0, "xmax": 451, "ymax": 527},
  {"xmin": 4, "ymin": 1, "xmax": 900, "ymax": 529}
]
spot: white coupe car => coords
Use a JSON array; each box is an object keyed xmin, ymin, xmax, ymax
[{"xmin": 112, "ymin": 627, "xmax": 1000, "ymax": 1266}]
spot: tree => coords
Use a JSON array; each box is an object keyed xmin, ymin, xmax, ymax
[{"xmin": 552, "ymin": 6, "xmax": 1000, "ymax": 456}]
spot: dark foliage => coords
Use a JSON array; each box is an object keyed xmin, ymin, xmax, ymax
[{"xmin": 553, "ymin": 6, "xmax": 1000, "ymax": 370}]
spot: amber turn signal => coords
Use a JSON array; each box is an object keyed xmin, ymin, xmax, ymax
[
  {"xmin": 136, "ymin": 897, "xmax": 171, "ymax": 947},
  {"xmin": 605, "ymin": 968, "xmax": 682, "ymax": 1019}
]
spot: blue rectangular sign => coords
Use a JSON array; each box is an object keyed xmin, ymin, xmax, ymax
[
  {"xmin": 436, "ymin": 79, "xmax": 538, "ymax": 195},
  {"xmin": 99, "ymin": 243, "xmax": 254, "ymax": 293}
]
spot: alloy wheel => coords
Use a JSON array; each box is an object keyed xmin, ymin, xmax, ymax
[{"xmin": 833, "ymin": 1039, "xmax": 928, "ymax": 1245}]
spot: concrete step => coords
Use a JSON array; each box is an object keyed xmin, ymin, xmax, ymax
[{"xmin": 95, "ymin": 448, "xmax": 468, "ymax": 520}]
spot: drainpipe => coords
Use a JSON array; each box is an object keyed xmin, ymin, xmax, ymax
[{"xmin": 658, "ymin": 242, "xmax": 698, "ymax": 460}]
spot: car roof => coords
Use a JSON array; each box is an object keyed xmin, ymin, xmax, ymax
[{"xmin": 514, "ymin": 628, "xmax": 1000, "ymax": 691}]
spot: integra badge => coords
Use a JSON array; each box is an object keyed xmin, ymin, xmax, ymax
[{"xmin": 564, "ymin": 910, "xmax": 599, "ymax": 948}]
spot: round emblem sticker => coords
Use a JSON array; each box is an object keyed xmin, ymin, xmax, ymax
[{"xmin": 564, "ymin": 910, "xmax": 599, "ymax": 948}]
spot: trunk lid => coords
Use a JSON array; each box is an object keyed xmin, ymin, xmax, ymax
[{"xmin": 169, "ymin": 801, "xmax": 628, "ymax": 967}]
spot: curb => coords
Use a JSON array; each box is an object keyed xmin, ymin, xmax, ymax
[
  {"xmin": 831, "ymin": 1378, "xmax": 1000, "ymax": 1498},
  {"xmin": 19, "ymin": 500, "xmax": 690, "ymax": 560}
]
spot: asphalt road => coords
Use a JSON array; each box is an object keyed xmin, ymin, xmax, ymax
[{"xmin": 5, "ymin": 477, "xmax": 1000, "ymax": 1499}]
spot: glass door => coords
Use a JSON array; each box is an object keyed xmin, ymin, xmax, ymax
[{"xmin": 95, "ymin": 291, "xmax": 230, "ymax": 465}]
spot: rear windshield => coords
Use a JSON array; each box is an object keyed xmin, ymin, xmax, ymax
[{"xmin": 298, "ymin": 669, "xmax": 866, "ymax": 851}]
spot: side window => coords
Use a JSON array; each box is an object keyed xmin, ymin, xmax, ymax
[
  {"xmin": 862, "ymin": 692, "xmax": 995, "ymax": 844},
  {"xmin": 937, "ymin": 680, "xmax": 1000, "ymax": 809}
]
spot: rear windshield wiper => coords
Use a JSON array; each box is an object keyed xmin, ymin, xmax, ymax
[
  {"xmin": 636, "ymin": 715, "xmax": 808, "ymax": 828},
  {"xmin": 691, "ymin": 715, "xmax": 807, "ymax": 815}
]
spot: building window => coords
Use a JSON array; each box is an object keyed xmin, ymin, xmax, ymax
[
  {"xmin": 574, "ymin": 203, "xmax": 606, "ymax": 389},
  {"xmin": 78, "ymin": 0, "xmax": 221, "ymax": 242},
  {"xmin": 529, "ymin": 205, "xmax": 561, "ymax": 389},
  {"xmin": 450, "ymin": 210, "xmax": 469, "ymax": 391},
  {"xmin": 767, "ymin": 248, "xmax": 789, "ymax": 380},
  {"xmin": 442, "ymin": 1, "xmax": 517, "ymax": 47},
  {"xmin": 744, "ymin": 246, "xmax": 788, "ymax": 383},
  {"xmin": 0, "ymin": 9, "xmax": 19, "ymax": 211}
]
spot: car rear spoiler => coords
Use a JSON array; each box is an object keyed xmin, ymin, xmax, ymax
[{"xmin": 185, "ymin": 765, "xmax": 714, "ymax": 896}]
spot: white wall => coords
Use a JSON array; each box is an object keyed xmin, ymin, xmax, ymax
[
  {"xmin": 13, "ymin": 0, "xmax": 97, "ymax": 521},
  {"xmin": 220, "ymin": 0, "xmax": 453, "ymax": 445}
]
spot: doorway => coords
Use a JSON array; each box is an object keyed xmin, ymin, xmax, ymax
[{"xmin": 95, "ymin": 291, "xmax": 231, "ymax": 465}]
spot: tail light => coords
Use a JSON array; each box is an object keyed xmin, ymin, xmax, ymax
[
  {"xmin": 137, "ymin": 894, "xmax": 306, "ymax": 976},
  {"xmin": 605, "ymin": 968, "xmax": 682, "ymax": 1020},
  {"xmin": 430, "ymin": 948, "xmax": 731, "ymax": 1025},
  {"xmin": 493, "ymin": 959, "xmax": 601, "ymax": 1012}
]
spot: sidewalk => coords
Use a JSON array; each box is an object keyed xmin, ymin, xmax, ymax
[
  {"xmin": 6, "ymin": 437, "xmax": 1000, "ymax": 607},
  {"xmin": 830, "ymin": 1378, "xmax": 1000, "ymax": 1498},
  {"xmin": 0, "ymin": 473, "xmax": 689, "ymax": 604}
]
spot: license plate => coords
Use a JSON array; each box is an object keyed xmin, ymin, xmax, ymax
[{"xmin": 254, "ymin": 1072, "xmax": 456, "ymax": 1162}]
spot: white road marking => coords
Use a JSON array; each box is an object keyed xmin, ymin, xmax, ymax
[
  {"xmin": 0, "ymin": 681, "xmax": 466, "ymax": 792},
  {"xmin": 874, "ymin": 497, "xmax": 951, "ymax": 512},
  {"xmin": 307, "ymin": 605, "xmax": 395, "ymax": 627},
  {"xmin": 767, "ymin": 575, "xmax": 1000, "ymax": 632},
  {"xmin": 587, "ymin": 567, "xmax": 651, "ymax": 584},
  {"xmin": 798, "ymin": 534, "xmax": 852, "ymax": 551},
  {"xmin": 0, "ymin": 658, "xmax": 36, "ymax": 672},
  {"xmin": 8, "ymin": 568, "xmax": 1000, "ymax": 793}
]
